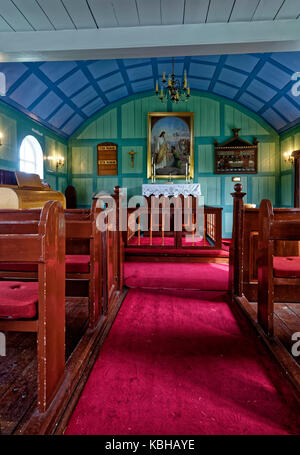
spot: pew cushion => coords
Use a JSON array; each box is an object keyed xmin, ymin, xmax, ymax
[
  {"xmin": 0, "ymin": 281, "xmax": 38, "ymax": 319},
  {"xmin": 66, "ymin": 255, "xmax": 90, "ymax": 273},
  {"xmin": 0, "ymin": 255, "xmax": 90, "ymax": 274},
  {"xmin": 273, "ymin": 256, "xmax": 300, "ymax": 278}
]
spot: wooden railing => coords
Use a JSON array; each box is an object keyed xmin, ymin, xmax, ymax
[{"xmin": 124, "ymin": 200, "xmax": 222, "ymax": 250}]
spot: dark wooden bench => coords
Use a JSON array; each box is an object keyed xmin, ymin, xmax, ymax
[
  {"xmin": 230, "ymin": 183, "xmax": 300, "ymax": 303},
  {"xmin": 257, "ymin": 199, "xmax": 300, "ymax": 336},
  {"xmin": 0, "ymin": 201, "xmax": 102, "ymax": 329},
  {"xmin": 95, "ymin": 187, "xmax": 124, "ymax": 314},
  {"xmin": 0, "ymin": 201, "xmax": 65, "ymax": 413}
]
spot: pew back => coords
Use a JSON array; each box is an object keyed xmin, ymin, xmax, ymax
[
  {"xmin": 0, "ymin": 201, "xmax": 65, "ymax": 412},
  {"xmin": 231, "ymin": 184, "xmax": 300, "ymax": 302},
  {"xmin": 257, "ymin": 199, "xmax": 300, "ymax": 335}
]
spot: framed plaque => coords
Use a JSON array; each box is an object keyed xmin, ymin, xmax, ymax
[{"xmin": 97, "ymin": 142, "xmax": 118, "ymax": 175}]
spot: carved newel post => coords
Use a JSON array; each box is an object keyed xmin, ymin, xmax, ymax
[
  {"xmin": 113, "ymin": 185, "xmax": 124, "ymax": 291},
  {"xmin": 292, "ymin": 150, "xmax": 300, "ymax": 208},
  {"xmin": 230, "ymin": 183, "xmax": 246, "ymax": 297}
]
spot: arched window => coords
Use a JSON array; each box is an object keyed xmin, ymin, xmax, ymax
[{"xmin": 19, "ymin": 135, "xmax": 44, "ymax": 179}]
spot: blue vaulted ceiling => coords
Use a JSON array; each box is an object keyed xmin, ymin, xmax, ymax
[{"xmin": 0, "ymin": 52, "xmax": 299, "ymax": 138}]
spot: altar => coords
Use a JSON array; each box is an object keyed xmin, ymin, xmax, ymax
[{"xmin": 142, "ymin": 183, "xmax": 201, "ymax": 199}]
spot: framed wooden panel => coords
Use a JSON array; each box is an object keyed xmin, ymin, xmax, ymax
[
  {"xmin": 215, "ymin": 128, "xmax": 258, "ymax": 174},
  {"xmin": 97, "ymin": 142, "xmax": 118, "ymax": 176}
]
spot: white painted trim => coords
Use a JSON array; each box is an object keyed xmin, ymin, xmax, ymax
[{"xmin": 0, "ymin": 20, "xmax": 299, "ymax": 61}]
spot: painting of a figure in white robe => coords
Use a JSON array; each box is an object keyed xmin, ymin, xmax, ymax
[{"xmin": 148, "ymin": 113, "xmax": 194, "ymax": 179}]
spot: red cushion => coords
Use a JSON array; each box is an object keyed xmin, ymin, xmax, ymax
[
  {"xmin": 0, "ymin": 281, "xmax": 38, "ymax": 319},
  {"xmin": 66, "ymin": 255, "xmax": 90, "ymax": 273},
  {"xmin": 273, "ymin": 256, "xmax": 300, "ymax": 278},
  {"xmin": 0, "ymin": 255, "xmax": 90, "ymax": 274}
]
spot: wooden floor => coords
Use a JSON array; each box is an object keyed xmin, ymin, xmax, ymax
[
  {"xmin": 0, "ymin": 298, "xmax": 89, "ymax": 435},
  {"xmin": 250, "ymin": 302, "xmax": 300, "ymax": 366}
]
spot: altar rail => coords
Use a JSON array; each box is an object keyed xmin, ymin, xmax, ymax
[{"xmin": 125, "ymin": 204, "xmax": 222, "ymax": 250}]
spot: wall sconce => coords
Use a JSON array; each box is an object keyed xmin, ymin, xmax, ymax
[
  {"xmin": 0, "ymin": 132, "xmax": 3, "ymax": 146},
  {"xmin": 283, "ymin": 151, "xmax": 294, "ymax": 163},
  {"xmin": 46, "ymin": 155, "xmax": 65, "ymax": 169},
  {"xmin": 232, "ymin": 176, "xmax": 241, "ymax": 182}
]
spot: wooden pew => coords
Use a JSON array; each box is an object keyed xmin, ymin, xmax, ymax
[
  {"xmin": 0, "ymin": 201, "xmax": 65, "ymax": 413},
  {"xmin": 64, "ymin": 201, "xmax": 101, "ymax": 328},
  {"xmin": 257, "ymin": 199, "xmax": 300, "ymax": 336},
  {"xmin": 95, "ymin": 186, "xmax": 124, "ymax": 314},
  {"xmin": 230, "ymin": 183, "xmax": 300, "ymax": 303},
  {"xmin": 0, "ymin": 201, "xmax": 102, "ymax": 329}
]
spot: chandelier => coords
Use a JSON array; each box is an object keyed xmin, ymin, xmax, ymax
[{"xmin": 155, "ymin": 57, "xmax": 191, "ymax": 103}]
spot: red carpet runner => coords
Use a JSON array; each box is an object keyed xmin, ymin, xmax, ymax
[
  {"xmin": 125, "ymin": 262, "xmax": 229, "ymax": 290},
  {"xmin": 66, "ymin": 288, "xmax": 300, "ymax": 435}
]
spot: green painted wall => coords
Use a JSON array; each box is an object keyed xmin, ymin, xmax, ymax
[
  {"xmin": 0, "ymin": 101, "xmax": 68, "ymax": 192},
  {"xmin": 69, "ymin": 91, "xmax": 279, "ymax": 237},
  {"xmin": 279, "ymin": 124, "xmax": 300, "ymax": 207},
  {"xmin": 2, "ymin": 90, "xmax": 299, "ymax": 237}
]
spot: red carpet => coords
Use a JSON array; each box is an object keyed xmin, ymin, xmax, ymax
[
  {"xmin": 66, "ymin": 289, "xmax": 300, "ymax": 435},
  {"xmin": 125, "ymin": 262, "xmax": 229, "ymax": 290}
]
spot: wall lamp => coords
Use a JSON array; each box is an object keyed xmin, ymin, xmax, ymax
[
  {"xmin": 283, "ymin": 151, "xmax": 294, "ymax": 163},
  {"xmin": 0, "ymin": 132, "xmax": 3, "ymax": 146},
  {"xmin": 46, "ymin": 155, "xmax": 65, "ymax": 169}
]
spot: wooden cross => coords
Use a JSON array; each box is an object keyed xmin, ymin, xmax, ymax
[{"xmin": 128, "ymin": 150, "xmax": 136, "ymax": 168}]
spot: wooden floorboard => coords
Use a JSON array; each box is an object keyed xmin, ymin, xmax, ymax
[
  {"xmin": 248, "ymin": 301, "xmax": 300, "ymax": 366},
  {"xmin": 0, "ymin": 298, "xmax": 89, "ymax": 435}
]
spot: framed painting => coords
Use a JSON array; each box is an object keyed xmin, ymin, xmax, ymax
[
  {"xmin": 214, "ymin": 129, "xmax": 258, "ymax": 174},
  {"xmin": 147, "ymin": 112, "xmax": 194, "ymax": 179}
]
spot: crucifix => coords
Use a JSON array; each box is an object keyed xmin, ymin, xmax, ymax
[{"xmin": 128, "ymin": 150, "xmax": 136, "ymax": 168}]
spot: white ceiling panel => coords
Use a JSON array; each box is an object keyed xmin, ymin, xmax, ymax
[
  {"xmin": 184, "ymin": 0, "xmax": 210, "ymax": 24},
  {"xmin": 275, "ymin": 0, "xmax": 300, "ymax": 19},
  {"xmin": 136, "ymin": 0, "xmax": 161, "ymax": 26},
  {"xmin": 0, "ymin": 15, "xmax": 13, "ymax": 31},
  {"xmin": 87, "ymin": 0, "xmax": 118, "ymax": 27},
  {"xmin": 36, "ymin": 0, "xmax": 75, "ymax": 30},
  {"xmin": 252, "ymin": 0, "xmax": 285, "ymax": 21},
  {"xmin": 0, "ymin": 0, "xmax": 33, "ymax": 31},
  {"xmin": 12, "ymin": 0, "xmax": 54, "ymax": 31},
  {"xmin": 206, "ymin": 0, "xmax": 235, "ymax": 23},
  {"xmin": 62, "ymin": 0, "xmax": 97, "ymax": 29},
  {"xmin": 112, "ymin": 0, "xmax": 139, "ymax": 27},
  {"xmin": 230, "ymin": 0, "xmax": 261, "ymax": 22},
  {"xmin": 161, "ymin": 0, "xmax": 185, "ymax": 25}
]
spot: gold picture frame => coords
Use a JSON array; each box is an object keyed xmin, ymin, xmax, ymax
[{"xmin": 147, "ymin": 112, "xmax": 194, "ymax": 179}]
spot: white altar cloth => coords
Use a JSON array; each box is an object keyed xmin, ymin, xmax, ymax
[{"xmin": 142, "ymin": 183, "xmax": 201, "ymax": 198}]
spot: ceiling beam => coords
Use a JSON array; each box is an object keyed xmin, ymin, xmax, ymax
[{"xmin": 0, "ymin": 19, "xmax": 299, "ymax": 62}]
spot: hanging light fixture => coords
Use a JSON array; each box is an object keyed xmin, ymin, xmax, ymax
[{"xmin": 155, "ymin": 57, "xmax": 191, "ymax": 103}]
